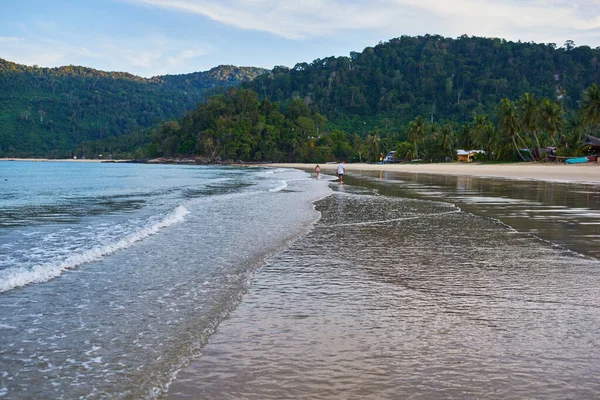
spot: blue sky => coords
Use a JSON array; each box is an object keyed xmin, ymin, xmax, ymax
[{"xmin": 1, "ymin": 0, "xmax": 599, "ymax": 77}]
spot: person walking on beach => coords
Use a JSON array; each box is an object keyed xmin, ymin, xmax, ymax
[
  {"xmin": 314, "ymin": 164, "xmax": 321, "ymax": 179},
  {"xmin": 337, "ymin": 161, "xmax": 345, "ymax": 184}
]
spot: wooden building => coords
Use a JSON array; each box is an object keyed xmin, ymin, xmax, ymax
[{"xmin": 456, "ymin": 150, "xmax": 485, "ymax": 162}]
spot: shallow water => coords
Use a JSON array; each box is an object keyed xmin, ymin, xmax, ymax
[
  {"xmin": 0, "ymin": 162, "xmax": 329, "ymax": 399},
  {"xmin": 4, "ymin": 163, "xmax": 600, "ymax": 399},
  {"xmin": 350, "ymin": 170, "xmax": 600, "ymax": 258},
  {"xmin": 167, "ymin": 173, "xmax": 600, "ymax": 399}
]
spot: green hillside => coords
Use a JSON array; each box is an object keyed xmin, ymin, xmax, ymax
[
  {"xmin": 0, "ymin": 59, "xmax": 266, "ymax": 157},
  {"xmin": 245, "ymin": 35, "xmax": 600, "ymax": 130},
  {"xmin": 133, "ymin": 35, "xmax": 600, "ymax": 164},
  {"xmin": 4, "ymin": 35, "xmax": 600, "ymax": 161}
]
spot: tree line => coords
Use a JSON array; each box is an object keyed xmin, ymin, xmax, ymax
[
  {"xmin": 76, "ymin": 82, "xmax": 599, "ymax": 164},
  {"xmin": 5, "ymin": 34, "xmax": 600, "ymax": 160},
  {"xmin": 0, "ymin": 59, "xmax": 266, "ymax": 157},
  {"xmin": 75, "ymin": 35, "xmax": 600, "ymax": 162},
  {"xmin": 244, "ymin": 35, "xmax": 600, "ymax": 129}
]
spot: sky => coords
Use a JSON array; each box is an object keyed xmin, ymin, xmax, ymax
[{"xmin": 1, "ymin": 0, "xmax": 599, "ymax": 78}]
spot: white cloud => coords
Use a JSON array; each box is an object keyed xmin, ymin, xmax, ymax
[
  {"xmin": 0, "ymin": 38, "xmax": 68, "ymax": 66},
  {"xmin": 0, "ymin": 30, "xmax": 210, "ymax": 77},
  {"xmin": 126, "ymin": 0, "xmax": 600, "ymax": 46},
  {"xmin": 166, "ymin": 49, "xmax": 208, "ymax": 71},
  {"xmin": 0, "ymin": 37, "xmax": 23, "ymax": 42},
  {"xmin": 402, "ymin": 0, "xmax": 600, "ymax": 31},
  {"xmin": 3, "ymin": 0, "xmax": 599, "ymax": 77},
  {"xmin": 128, "ymin": 0, "xmax": 408, "ymax": 39}
]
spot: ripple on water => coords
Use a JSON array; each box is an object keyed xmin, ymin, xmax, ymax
[{"xmin": 167, "ymin": 191, "xmax": 600, "ymax": 399}]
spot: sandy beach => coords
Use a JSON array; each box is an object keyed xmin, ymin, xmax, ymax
[
  {"xmin": 5, "ymin": 158, "xmax": 600, "ymax": 185},
  {"xmin": 264, "ymin": 162, "xmax": 600, "ymax": 185}
]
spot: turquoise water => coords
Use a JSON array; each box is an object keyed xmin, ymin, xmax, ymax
[
  {"xmin": 0, "ymin": 161, "xmax": 330, "ymax": 399},
  {"xmin": 3, "ymin": 162, "xmax": 600, "ymax": 399}
]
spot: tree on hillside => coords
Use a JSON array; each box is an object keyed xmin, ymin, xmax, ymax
[
  {"xmin": 457, "ymin": 124, "xmax": 474, "ymax": 150},
  {"xmin": 566, "ymin": 112, "xmax": 585, "ymax": 145},
  {"xmin": 366, "ymin": 134, "xmax": 381, "ymax": 162},
  {"xmin": 540, "ymin": 99, "xmax": 564, "ymax": 146},
  {"xmin": 313, "ymin": 113, "xmax": 328, "ymax": 137},
  {"xmin": 407, "ymin": 116, "xmax": 425, "ymax": 159},
  {"xmin": 439, "ymin": 124, "xmax": 455, "ymax": 160},
  {"xmin": 497, "ymin": 98, "xmax": 528, "ymax": 161},
  {"xmin": 472, "ymin": 114, "xmax": 496, "ymax": 159},
  {"xmin": 396, "ymin": 141, "xmax": 415, "ymax": 161},
  {"xmin": 580, "ymin": 84, "xmax": 600, "ymax": 132},
  {"xmin": 352, "ymin": 133, "xmax": 368, "ymax": 162},
  {"xmin": 517, "ymin": 93, "xmax": 542, "ymax": 151},
  {"xmin": 563, "ymin": 113, "xmax": 585, "ymax": 153}
]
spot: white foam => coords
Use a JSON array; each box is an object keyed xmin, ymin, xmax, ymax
[
  {"xmin": 323, "ymin": 209, "xmax": 461, "ymax": 227},
  {"xmin": 0, "ymin": 205, "xmax": 190, "ymax": 293},
  {"xmin": 269, "ymin": 180, "xmax": 288, "ymax": 192},
  {"xmin": 452, "ymin": 196, "xmax": 537, "ymax": 205}
]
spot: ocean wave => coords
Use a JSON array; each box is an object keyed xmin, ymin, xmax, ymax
[
  {"xmin": 0, "ymin": 205, "xmax": 190, "ymax": 293},
  {"xmin": 268, "ymin": 180, "xmax": 288, "ymax": 192}
]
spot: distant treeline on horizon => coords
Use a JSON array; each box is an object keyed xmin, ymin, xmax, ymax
[{"xmin": 1, "ymin": 34, "xmax": 599, "ymax": 162}]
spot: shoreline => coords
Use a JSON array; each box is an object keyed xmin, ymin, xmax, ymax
[
  {"xmin": 4, "ymin": 158, "xmax": 600, "ymax": 185},
  {"xmin": 261, "ymin": 162, "xmax": 600, "ymax": 185},
  {"xmin": 165, "ymin": 171, "xmax": 600, "ymax": 398},
  {"xmin": 0, "ymin": 158, "xmax": 129, "ymax": 163}
]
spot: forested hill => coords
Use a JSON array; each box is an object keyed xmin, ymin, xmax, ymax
[
  {"xmin": 0, "ymin": 59, "xmax": 266, "ymax": 156},
  {"xmin": 5, "ymin": 35, "xmax": 600, "ymax": 159},
  {"xmin": 245, "ymin": 35, "xmax": 600, "ymax": 130}
]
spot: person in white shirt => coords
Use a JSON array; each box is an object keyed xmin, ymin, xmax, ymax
[{"xmin": 337, "ymin": 161, "xmax": 345, "ymax": 184}]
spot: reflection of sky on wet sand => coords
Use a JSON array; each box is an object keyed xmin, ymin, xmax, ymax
[
  {"xmin": 168, "ymin": 185, "xmax": 600, "ymax": 399},
  {"xmin": 347, "ymin": 171, "xmax": 600, "ymax": 258}
]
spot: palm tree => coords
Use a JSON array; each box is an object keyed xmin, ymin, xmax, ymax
[
  {"xmin": 429, "ymin": 122, "xmax": 441, "ymax": 139},
  {"xmin": 472, "ymin": 114, "xmax": 495, "ymax": 160},
  {"xmin": 407, "ymin": 116, "xmax": 425, "ymax": 160},
  {"xmin": 404, "ymin": 144, "xmax": 417, "ymax": 160},
  {"xmin": 580, "ymin": 83, "xmax": 600, "ymax": 132},
  {"xmin": 396, "ymin": 142, "xmax": 414, "ymax": 161},
  {"xmin": 366, "ymin": 134, "xmax": 381, "ymax": 162},
  {"xmin": 540, "ymin": 99, "xmax": 564, "ymax": 147},
  {"xmin": 426, "ymin": 122, "xmax": 441, "ymax": 160},
  {"xmin": 564, "ymin": 113, "xmax": 585, "ymax": 152},
  {"xmin": 517, "ymin": 93, "xmax": 542, "ymax": 152},
  {"xmin": 567, "ymin": 112, "xmax": 585, "ymax": 143},
  {"xmin": 351, "ymin": 134, "xmax": 367, "ymax": 162},
  {"xmin": 497, "ymin": 98, "xmax": 528, "ymax": 161},
  {"xmin": 457, "ymin": 124, "xmax": 474, "ymax": 150},
  {"xmin": 439, "ymin": 124, "xmax": 455, "ymax": 160}
]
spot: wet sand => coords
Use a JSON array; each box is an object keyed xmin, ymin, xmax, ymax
[
  {"xmin": 166, "ymin": 182, "xmax": 600, "ymax": 399},
  {"xmin": 264, "ymin": 162, "xmax": 600, "ymax": 185}
]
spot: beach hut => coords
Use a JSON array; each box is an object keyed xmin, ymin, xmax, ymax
[
  {"xmin": 456, "ymin": 150, "xmax": 485, "ymax": 162},
  {"xmin": 583, "ymin": 135, "xmax": 600, "ymax": 153}
]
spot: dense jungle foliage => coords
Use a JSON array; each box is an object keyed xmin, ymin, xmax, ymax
[
  {"xmin": 0, "ymin": 59, "xmax": 266, "ymax": 157},
  {"xmin": 107, "ymin": 35, "xmax": 598, "ymax": 163},
  {"xmin": 109, "ymin": 80, "xmax": 598, "ymax": 164},
  {"xmin": 4, "ymin": 35, "xmax": 600, "ymax": 162},
  {"xmin": 244, "ymin": 35, "xmax": 599, "ymax": 130}
]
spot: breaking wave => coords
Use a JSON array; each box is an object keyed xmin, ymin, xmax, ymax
[{"xmin": 0, "ymin": 205, "xmax": 189, "ymax": 293}]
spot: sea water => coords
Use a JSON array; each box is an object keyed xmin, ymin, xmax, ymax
[
  {"xmin": 0, "ymin": 161, "xmax": 330, "ymax": 399},
  {"xmin": 167, "ymin": 171, "xmax": 600, "ymax": 399},
  {"xmin": 3, "ymin": 162, "xmax": 600, "ymax": 399}
]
